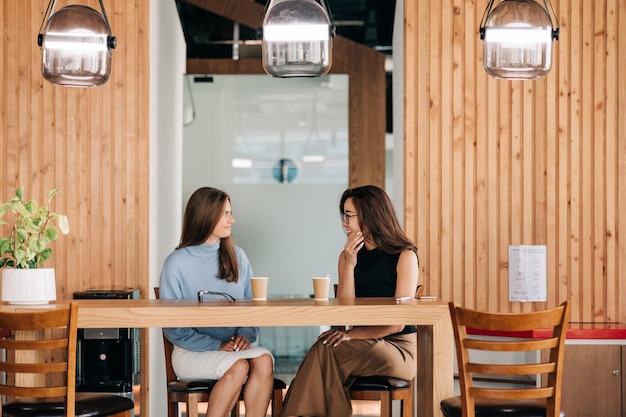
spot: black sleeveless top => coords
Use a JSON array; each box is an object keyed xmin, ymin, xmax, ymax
[{"xmin": 354, "ymin": 247, "xmax": 417, "ymax": 335}]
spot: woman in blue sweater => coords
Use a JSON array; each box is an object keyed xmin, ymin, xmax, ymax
[{"xmin": 159, "ymin": 187, "xmax": 274, "ymax": 417}]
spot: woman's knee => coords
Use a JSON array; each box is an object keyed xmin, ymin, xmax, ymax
[
  {"xmin": 224, "ymin": 359, "xmax": 250, "ymax": 383},
  {"xmin": 249, "ymin": 354, "xmax": 274, "ymax": 375}
]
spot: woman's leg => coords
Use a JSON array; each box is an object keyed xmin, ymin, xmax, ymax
[
  {"xmin": 206, "ymin": 359, "xmax": 249, "ymax": 417},
  {"xmin": 242, "ymin": 353, "xmax": 274, "ymax": 417},
  {"xmin": 281, "ymin": 335, "xmax": 416, "ymax": 417}
]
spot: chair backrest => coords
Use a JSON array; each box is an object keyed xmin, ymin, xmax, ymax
[
  {"xmin": 449, "ymin": 301, "xmax": 571, "ymax": 417},
  {"xmin": 154, "ymin": 287, "xmax": 178, "ymax": 384},
  {"xmin": 0, "ymin": 302, "xmax": 79, "ymax": 417}
]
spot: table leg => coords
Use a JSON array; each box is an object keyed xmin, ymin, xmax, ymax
[{"xmin": 416, "ymin": 316, "xmax": 453, "ymax": 417}]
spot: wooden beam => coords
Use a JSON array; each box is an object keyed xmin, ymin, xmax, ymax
[{"xmin": 181, "ymin": 0, "xmax": 265, "ymax": 30}]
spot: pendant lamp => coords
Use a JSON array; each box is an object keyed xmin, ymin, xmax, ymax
[
  {"xmin": 37, "ymin": 0, "xmax": 117, "ymax": 87},
  {"xmin": 480, "ymin": 0, "xmax": 559, "ymax": 80},
  {"xmin": 261, "ymin": 0, "xmax": 335, "ymax": 78}
]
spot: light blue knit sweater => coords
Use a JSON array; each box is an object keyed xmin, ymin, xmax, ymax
[{"xmin": 159, "ymin": 242, "xmax": 258, "ymax": 352}]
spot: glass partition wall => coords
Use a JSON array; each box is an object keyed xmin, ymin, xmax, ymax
[{"xmin": 182, "ymin": 74, "xmax": 349, "ymax": 381}]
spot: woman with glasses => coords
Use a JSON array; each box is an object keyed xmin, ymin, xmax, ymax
[
  {"xmin": 281, "ymin": 185, "xmax": 419, "ymax": 417},
  {"xmin": 159, "ymin": 186, "xmax": 274, "ymax": 417}
]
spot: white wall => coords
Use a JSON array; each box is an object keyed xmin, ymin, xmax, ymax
[
  {"xmin": 149, "ymin": 0, "xmax": 186, "ymax": 416},
  {"xmin": 392, "ymin": 0, "xmax": 404, "ymax": 220}
]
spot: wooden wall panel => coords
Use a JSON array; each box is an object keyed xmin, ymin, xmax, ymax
[
  {"xmin": 404, "ymin": 0, "xmax": 626, "ymax": 323},
  {"xmin": 0, "ymin": 0, "xmax": 150, "ymax": 301}
]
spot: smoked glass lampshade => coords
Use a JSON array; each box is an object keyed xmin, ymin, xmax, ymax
[
  {"xmin": 261, "ymin": 0, "xmax": 334, "ymax": 78},
  {"xmin": 38, "ymin": 2, "xmax": 116, "ymax": 87},
  {"xmin": 480, "ymin": 0, "xmax": 558, "ymax": 80}
]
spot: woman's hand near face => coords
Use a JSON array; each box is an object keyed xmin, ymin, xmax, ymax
[
  {"xmin": 337, "ymin": 232, "xmax": 363, "ymax": 297},
  {"xmin": 341, "ymin": 231, "xmax": 364, "ymax": 269}
]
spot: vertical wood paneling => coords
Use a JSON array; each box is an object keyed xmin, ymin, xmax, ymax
[
  {"xmin": 618, "ymin": 0, "xmax": 626, "ymax": 324},
  {"xmin": 405, "ymin": 0, "xmax": 626, "ymax": 322},
  {"xmin": 0, "ymin": 0, "xmax": 150, "ymax": 301}
]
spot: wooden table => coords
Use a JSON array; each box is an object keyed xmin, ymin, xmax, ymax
[{"xmin": 72, "ymin": 296, "xmax": 453, "ymax": 417}]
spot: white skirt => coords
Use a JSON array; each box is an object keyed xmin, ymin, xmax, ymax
[{"xmin": 172, "ymin": 345, "xmax": 274, "ymax": 380}]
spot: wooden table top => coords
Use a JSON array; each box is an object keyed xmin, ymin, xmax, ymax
[{"xmin": 66, "ymin": 297, "xmax": 449, "ymax": 328}]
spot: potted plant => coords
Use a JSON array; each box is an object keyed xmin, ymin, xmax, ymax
[{"xmin": 0, "ymin": 186, "xmax": 69, "ymax": 304}]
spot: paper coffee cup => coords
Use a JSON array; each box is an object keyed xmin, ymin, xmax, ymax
[
  {"xmin": 251, "ymin": 277, "xmax": 269, "ymax": 300},
  {"xmin": 312, "ymin": 276, "xmax": 331, "ymax": 300}
]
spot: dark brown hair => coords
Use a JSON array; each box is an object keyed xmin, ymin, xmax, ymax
[
  {"xmin": 340, "ymin": 185, "xmax": 417, "ymax": 256},
  {"xmin": 177, "ymin": 187, "xmax": 239, "ymax": 282}
]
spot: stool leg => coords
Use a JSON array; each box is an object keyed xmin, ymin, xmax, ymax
[
  {"xmin": 271, "ymin": 387, "xmax": 284, "ymax": 416},
  {"xmin": 380, "ymin": 393, "xmax": 392, "ymax": 417},
  {"xmin": 186, "ymin": 393, "xmax": 200, "ymax": 417}
]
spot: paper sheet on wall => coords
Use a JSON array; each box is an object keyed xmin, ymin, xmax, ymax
[{"xmin": 508, "ymin": 245, "xmax": 547, "ymax": 302}]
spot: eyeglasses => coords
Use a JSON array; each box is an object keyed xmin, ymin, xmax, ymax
[
  {"xmin": 197, "ymin": 290, "xmax": 236, "ymax": 303},
  {"xmin": 341, "ymin": 212, "xmax": 358, "ymax": 223}
]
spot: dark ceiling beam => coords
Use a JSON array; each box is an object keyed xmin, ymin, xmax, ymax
[{"xmin": 181, "ymin": 0, "xmax": 265, "ymax": 29}]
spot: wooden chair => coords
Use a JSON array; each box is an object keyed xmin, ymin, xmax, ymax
[
  {"xmin": 0, "ymin": 302, "xmax": 134, "ymax": 417},
  {"xmin": 440, "ymin": 301, "xmax": 571, "ymax": 417},
  {"xmin": 154, "ymin": 287, "xmax": 285, "ymax": 417},
  {"xmin": 333, "ymin": 284, "xmax": 423, "ymax": 417}
]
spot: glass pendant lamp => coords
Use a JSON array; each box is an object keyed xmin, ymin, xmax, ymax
[
  {"xmin": 38, "ymin": 0, "xmax": 117, "ymax": 87},
  {"xmin": 261, "ymin": 0, "xmax": 335, "ymax": 78},
  {"xmin": 480, "ymin": 0, "xmax": 559, "ymax": 80}
]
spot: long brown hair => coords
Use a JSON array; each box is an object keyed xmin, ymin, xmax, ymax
[
  {"xmin": 177, "ymin": 187, "xmax": 239, "ymax": 282},
  {"xmin": 340, "ymin": 185, "xmax": 417, "ymax": 256}
]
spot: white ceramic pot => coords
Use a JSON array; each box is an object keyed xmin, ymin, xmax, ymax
[{"xmin": 1, "ymin": 268, "xmax": 57, "ymax": 305}]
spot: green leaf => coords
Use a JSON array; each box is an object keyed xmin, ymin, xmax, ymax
[
  {"xmin": 44, "ymin": 225, "xmax": 59, "ymax": 241},
  {"xmin": 29, "ymin": 236, "xmax": 46, "ymax": 253},
  {"xmin": 48, "ymin": 189, "xmax": 60, "ymax": 202},
  {"xmin": 0, "ymin": 238, "xmax": 10, "ymax": 254},
  {"xmin": 38, "ymin": 248, "xmax": 52, "ymax": 264},
  {"xmin": 16, "ymin": 228, "xmax": 28, "ymax": 241},
  {"xmin": 15, "ymin": 186, "xmax": 24, "ymax": 200},
  {"xmin": 14, "ymin": 249, "xmax": 26, "ymax": 268}
]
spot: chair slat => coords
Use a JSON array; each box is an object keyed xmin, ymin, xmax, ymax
[
  {"xmin": 470, "ymin": 386, "xmax": 555, "ymax": 400},
  {"xmin": 464, "ymin": 337, "xmax": 558, "ymax": 351},
  {"xmin": 468, "ymin": 363, "xmax": 556, "ymax": 375}
]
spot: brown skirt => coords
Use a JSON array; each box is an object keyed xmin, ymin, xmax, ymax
[{"xmin": 280, "ymin": 332, "xmax": 417, "ymax": 417}]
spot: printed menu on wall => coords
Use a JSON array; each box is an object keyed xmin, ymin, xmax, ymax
[{"xmin": 508, "ymin": 245, "xmax": 547, "ymax": 302}]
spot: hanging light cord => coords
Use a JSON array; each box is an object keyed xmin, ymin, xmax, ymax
[
  {"xmin": 37, "ymin": 0, "xmax": 57, "ymax": 46},
  {"xmin": 479, "ymin": 0, "xmax": 496, "ymax": 40},
  {"xmin": 543, "ymin": 0, "xmax": 560, "ymax": 40},
  {"xmin": 320, "ymin": 0, "xmax": 336, "ymax": 38},
  {"xmin": 99, "ymin": 0, "xmax": 117, "ymax": 48}
]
